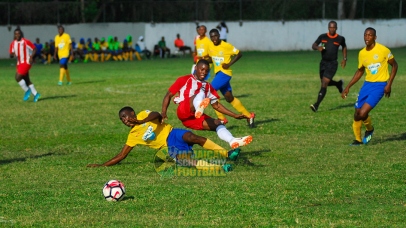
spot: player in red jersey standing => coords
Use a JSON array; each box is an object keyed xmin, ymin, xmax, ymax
[{"xmin": 9, "ymin": 28, "xmax": 41, "ymax": 102}]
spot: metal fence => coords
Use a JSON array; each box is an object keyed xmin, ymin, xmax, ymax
[{"xmin": 0, "ymin": 0, "xmax": 404, "ymax": 25}]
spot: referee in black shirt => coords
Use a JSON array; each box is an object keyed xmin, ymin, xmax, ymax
[{"xmin": 310, "ymin": 21, "xmax": 347, "ymax": 112}]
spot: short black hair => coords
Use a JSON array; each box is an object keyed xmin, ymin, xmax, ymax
[
  {"xmin": 119, "ymin": 106, "xmax": 134, "ymax": 116},
  {"xmin": 14, "ymin": 28, "xmax": 24, "ymax": 37},
  {"xmin": 209, "ymin": 28, "xmax": 219, "ymax": 35},
  {"xmin": 365, "ymin": 27, "xmax": 376, "ymax": 36},
  {"xmin": 196, "ymin": 59, "xmax": 209, "ymax": 67},
  {"xmin": 328, "ymin": 21, "xmax": 337, "ymax": 27}
]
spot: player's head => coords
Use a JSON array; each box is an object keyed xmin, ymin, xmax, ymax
[
  {"xmin": 57, "ymin": 25, "xmax": 64, "ymax": 35},
  {"xmin": 194, "ymin": 59, "xmax": 210, "ymax": 81},
  {"xmin": 119, "ymin": 106, "xmax": 136, "ymax": 127},
  {"xmin": 198, "ymin": 25, "xmax": 207, "ymax": 36},
  {"xmin": 209, "ymin": 28, "xmax": 220, "ymax": 46},
  {"xmin": 328, "ymin": 21, "xmax": 337, "ymax": 36},
  {"xmin": 364, "ymin": 27, "xmax": 377, "ymax": 47},
  {"xmin": 14, "ymin": 28, "xmax": 23, "ymax": 41}
]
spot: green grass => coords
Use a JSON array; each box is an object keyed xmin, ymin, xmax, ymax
[{"xmin": 1, "ymin": 48, "xmax": 406, "ymax": 227}]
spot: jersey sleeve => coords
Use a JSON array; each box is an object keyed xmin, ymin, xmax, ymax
[
  {"xmin": 25, "ymin": 39, "xmax": 36, "ymax": 49},
  {"xmin": 357, "ymin": 50, "xmax": 363, "ymax": 69},
  {"xmin": 314, "ymin": 34, "xmax": 322, "ymax": 44},
  {"xmin": 340, "ymin": 36, "xmax": 347, "ymax": 48},
  {"xmin": 168, "ymin": 76, "xmax": 188, "ymax": 95},
  {"xmin": 385, "ymin": 47, "xmax": 394, "ymax": 61},
  {"xmin": 226, "ymin": 43, "xmax": 239, "ymax": 55}
]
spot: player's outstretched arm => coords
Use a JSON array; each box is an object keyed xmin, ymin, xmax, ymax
[
  {"xmin": 161, "ymin": 91, "xmax": 174, "ymax": 123},
  {"xmin": 87, "ymin": 145, "xmax": 133, "ymax": 167},
  {"xmin": 341, "ymin": 67, "xmax": 365, "ymax": 99},
  {"xmin": 211, "ymin": 101, "xmax": 247, "ymax": 119}
]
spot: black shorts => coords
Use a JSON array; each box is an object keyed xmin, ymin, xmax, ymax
[{"xmin": 319, "ymin": 60, "xmax": 338, "ymax": 80}]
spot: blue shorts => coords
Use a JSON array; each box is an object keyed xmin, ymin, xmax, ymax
[
  {"xmin": 167, "ymin": 128, "xmax": 193, "ymax": 158},
  {"xmin": 355, "ymin": 81, "xmax": 386, "ymax": 109},
  {"xmin": 59, "ymin": 58, "xmax": 69, "ymax": 65},
  {"xmin": 211, "ymin": 71, "xmax": 232, "ymax": 95}
]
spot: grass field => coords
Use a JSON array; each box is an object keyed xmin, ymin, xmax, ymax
[{"xmin": 1, "ymin": 48, "xmax": 406, "ymax": 227}]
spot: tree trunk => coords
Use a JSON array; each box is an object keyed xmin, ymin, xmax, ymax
[
  {"xmin": 348, "ymin": 0, "xmax": 357, "ymax": 19},
  {"xmin": 80, "ymin": 0, "xmax": 86, "ymax": 23},
  {"xmin": 337, "ymin": 0, "xmax": 345, "ymax": 19}
]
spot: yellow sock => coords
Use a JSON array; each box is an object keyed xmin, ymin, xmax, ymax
[
  {"xmin": 113, "ymin": 56, "xmax": 118, "ymax": 61},
  {"xmin": 215, "ymin": 110, "xmax": 226, "ymax": 121},
  {"xmin": 353, "ymin": 120, "xmax": 362, "ymax": 142},
  {"xmin": 202, "ymin": 139, "xmax": 228, "ymax": 158},
  {"xmin": 101, "ymin": 54, "xmax": 105, "ymax": 62},
  {"xmin": 65, "ymin": 69, "xmax": 71, "ymax": 82},
  {"xmin": 105, "ymin": 54, "xmax": 111, "ymax": 61},
  {"xmin": 117, "ymin": 55, "xmax": 123, "ymax": 61},
  {"xmin": 230, "ymin": 97, "xmax": 251, "ymax": 117},
  {"xmin": 93, "ymin": 53, "xmax": 98, "ymax": 61},
  {"xmin": 84, "ymin": 54, "xmax": 89, "ymax": 61},
  {"xmin": 69, "ymin": 55, "xmax": 74, "ymax": 63},
  {"xmin": 123, "ymin": 53, "xmax": 128, "ymax": 61},
  {"xmin": 129, "ymin": 51, "xmax": 133, "ymax": 61},
  {"xmin": 135, "ymin": 51, "xmax": 142, "ymax": 61},
  {"xmin": 195, "ymin": 160, "xmax": 222, "ymax": 171},
  {"xmin": 363, "ymin": 116, "xmax": 373, "ymax": 131},
  {"xmin": 48, "ymin": 54, "xmax": 51, "ymax": 64},
  {"xmin": 59, "ymin": 68, "xmax": 65, "ymax": 82}
]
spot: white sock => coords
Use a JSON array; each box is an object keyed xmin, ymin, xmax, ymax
[
  {"xmin": 18, "ymin": 80, "xmax": 29, "ymax": 92},
  {"xmin": 29, "ymin": 84, "xmax": 38, "ymax": 96},
  {"xmin": 216, "ymin": 125, "xmax": 234, "ymax": 143},
  {"xmin": 192, "ymin": 90, "xmax": 206, "ymax": 111}
]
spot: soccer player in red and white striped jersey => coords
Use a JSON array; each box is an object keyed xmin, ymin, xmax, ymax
[
  {"xmin": 9, "ymin": 28, "xmax": 41, "ymax": 102},
  {"xmin": 162, "ymin": 59, "xmax": 253, "ymax": 149}
]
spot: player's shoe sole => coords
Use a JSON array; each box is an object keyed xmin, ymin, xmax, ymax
[
  {"xmin": 195, "ymin": 98, "xmax": 210, "ymax": 118},
  {"xmin": 230, "ymin": 135, "xmax": 253, "ymax": 149},
  {"xmin": 362, "ymin": 128, "xmax": 374, "ymax": 144}
]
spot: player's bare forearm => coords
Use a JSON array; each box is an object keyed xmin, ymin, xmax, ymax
[
  {"xmin": 161, "ymin": 91, "xmax": 173, "ymax": 121},
  {"xmin": 87, "ymin": 145, "xmax": 133, "ymax": 167},
  {"xmin": 212, "ymin": 102, "xmax": 246, "ymax": 119},
  {"xmin": 387, "ymin": 58, "xmax": 398, "ymax": 87},
  {"xmin": 225, "ymin": 52, "xmax": 242, "ymax": 69},
  {"xmin": 341, "ymin": 68, "xmax": 364, "ymax": 99},
  {"xmin": 141, "ymin": 112, "xmax": 162, "ymax": 124}
]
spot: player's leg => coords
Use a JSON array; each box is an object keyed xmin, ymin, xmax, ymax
[
  {"xmin": 15, "ymin": 70, "xmax": 31, "ymax": 101},
  {"xmin": 24, "ymin": 73, "xmax": 40, "ymax": 102},
  {"xmin": 60, "ymin": 58, "xmax": 71, "ymax": 85},
  {"xmin": 192, "ymin": 91, "xmax": 210, "ymax": 118}
]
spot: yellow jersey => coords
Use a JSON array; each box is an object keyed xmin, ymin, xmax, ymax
[
  {"xmin": 195, "ymin": 36, "xmax": 211, "ymax": 58},
  {"xmin": 55, "ymin": 33, "xmax": 72, "ymax": 58},
  {"xmin": 125, "ymin": 110, "xmax": 173, "ymax": 149},
  {"xmin": 358, "ymin": 42, "xmax": 394, "ymax": 82},
  {"xmin": 208, "ymin": 41, "xmax": 239, "ymax": 76}
]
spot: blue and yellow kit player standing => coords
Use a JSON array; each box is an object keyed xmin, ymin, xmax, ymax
[
  {"xmin": 342, "ymin": 27, "xmax": 398, "ymax": 145},
  {"xmin": 208, "ymin": 28, "xmax": 255, "ymax": 128},
  {"xmin": 193, "ymin": 25, "xmax": 212, "ymax": 80},
  {"xmin": 54, "ymin": 25, "xmax": 73, "ymax": 85}
]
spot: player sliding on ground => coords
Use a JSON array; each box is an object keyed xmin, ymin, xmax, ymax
[
  {"xmin": 161, "ymin": 59, "xmax": 253, "ymax": 149},
  {"xmin": 87, "ymin": 107, "xmax": 240, "ymax": 172}
]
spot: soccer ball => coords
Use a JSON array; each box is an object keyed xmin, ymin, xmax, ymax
[{"xmin": 102, "ymin": 180, "xmax": 126, "ymax": 201}]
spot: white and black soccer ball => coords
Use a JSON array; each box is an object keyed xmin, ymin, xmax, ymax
[{"xmin": 102, "ymin": 180, "xmax": 126, "ymax": 201}]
